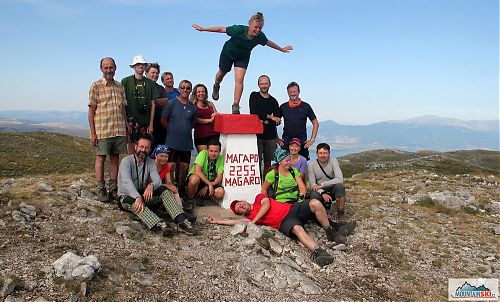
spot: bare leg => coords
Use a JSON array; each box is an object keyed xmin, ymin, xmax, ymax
[
  {"xmin": 214, "ymin": 187, "xmax": 225, "ymax": 199},
  {"xmin": 127, "ymin": 143, "xmax": 135, "ymax": 155},
  {"xmin": 336, "ymin": 195, "xmax": 346, "ymax": 210},
  {"xmin": 95, "ymin": 155, "xmax": 106, "ymax": 182},
  {"xmin": 215, "ymin": 69, "xmax": 227, "ymax": 85},
  {"xmin": 186, "ymin": 174, "xmax": 200, "ymax": 200},
  {"xmin": 291, "ymin": 225, "xmax": 318, "ymax": 251},
  {"xmin": 178, "ymin": 163, "xmax": 189, "ymax": 188},
  {"xmin": 233, "ymin": 67, "xmax": 247, "ymax": 106},
  {"xmin": 169, "ymin": 162, "xmax": 176, "ymax": 184},
  {"xmin": 109, "ymin": 154, "xmax": 120, "ymax": 180},
  {"xmin": 309, "ymin": 199, "xmax": 330, "ymax": 228}
]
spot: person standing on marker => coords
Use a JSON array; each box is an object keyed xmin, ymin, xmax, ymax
[{"xmin": 192, "ymin": 12, "xmax": 293, "ymax": 114}]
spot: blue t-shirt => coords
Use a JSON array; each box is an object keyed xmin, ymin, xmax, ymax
[
  {"xmin": 279, "ymin": 101, "xmax": 317, "ymax": 144},
  {"xmin": 166, "ymin": 88, "xmax": 179, "ymax": 101},
  {"xmin": 161, "ymin": 97, "xmax": 197, "ymax": 151}
]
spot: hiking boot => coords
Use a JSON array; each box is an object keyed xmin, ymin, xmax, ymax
[
  {"xmin": 231, "ymin": 104, "xmax": 240, "ymax": 114},
  {"xmin": 212, "ymin": 84, "xmax": 220, "ymax": 100},
  {"xmin": 337, "ymin": 221, "xmax": 357, "ymax": 236},
  {"xmin": 328, "ymin": 218, "xmax": 356, "ymax": 236},
  {"xmin": 310, "ymin": 247, "xmax": 334, "ymax": 267},
  {"xmin": 183, "ymin": 199, "xmax": 195, "ymax": 213},
  {"xmin": 108, "ymin": 189, "xmax": 118, "ymax": 202},
  {"xmin": 152, "ymin": 221, "xmax": 175, "ymax": 237},
  {"xmin": 325, "ymin": 226, "xmax": 347, "ymax": 244},
  {"xmin": 97, "ymin": 186, "xmax": 110, "ymax": 203},
  {"xmin": 177, "ymin": 221, "xmax": 198, "ymax": 235},
  {"xmin": 337, "ymin": 209, "xmax": 345, "ymax": 221},
  {"xmin": 184, "ymin": 211, "xmax": 197, "ymax": 223}
]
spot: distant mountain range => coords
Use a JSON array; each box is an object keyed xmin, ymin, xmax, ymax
[{"xmin": 0, "ymin": 111, "xmax": 498, "ymax": 154}]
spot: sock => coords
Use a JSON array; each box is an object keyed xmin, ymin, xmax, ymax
[
  {"xmin": 96, "ymin": 180, "xmax": 105, "ymax": 188},
  {"xmin": 174, "ymin": 213, "xmax": 186, "ymax": 224}
]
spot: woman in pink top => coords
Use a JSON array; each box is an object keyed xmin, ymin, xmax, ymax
[{"xmin": 190, "ymin": 84, "xmax": 220, "ymax": 152}]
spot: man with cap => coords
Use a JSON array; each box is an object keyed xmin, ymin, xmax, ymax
[
  {"xmin": 122, "ymin": 55, "xmax": 160, "ymax": 154},
  {"xmin": 278, "ymin": 81, "xmax": 319, "ymax": 160},
  {"xmin": 117, "ymin": 134, "xmax": 197, "ymax": 236},
  {"xmin": 207, "ymin": 193, "xmax": 356, "ymax": 267},
  {"xmin": 308, "ymin": 143, "xmax": 348, "ymax": 221},
  {"xmin": 88, "ymin": 57, "xmax": 128, "ymax": 202}
]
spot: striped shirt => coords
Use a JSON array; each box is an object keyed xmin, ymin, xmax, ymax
[{"xmin": 88, "ymin": 78, "xmax": 127, "ymax": 139}]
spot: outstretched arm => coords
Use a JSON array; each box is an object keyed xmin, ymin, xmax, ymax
[
  {"xmin": 192, "ymin": 24, "xmax": 226, "ymax": 33},
  {"xmin": 266, "ymin": 40, "xmax": 293, "ymax": 53},
  {"xmin": 207, "ymin": 216, "xmax": 250, "ymax": 226}
]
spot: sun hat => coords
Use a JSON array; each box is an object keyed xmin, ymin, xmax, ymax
[
  {"xmin": 274, "ymin": 148, "xmax": 290, "ymax": 163},
  {"xmin": 130, "ymin": 55, "xmax": 147, "ymax": 67},
  {"xmin": 230, "ymin": 200, "xmax": 240, "ymax": 214},
  {"xmin": 289, "ymin": 138, "xmax": 301, "ymax": 146},
  {"xmin": 151, "ymin": 145, "xmax": 170, "ymax": 159}
]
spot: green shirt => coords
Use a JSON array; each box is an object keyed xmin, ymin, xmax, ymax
[
  {"xmin": 265, "ymin": 167, "xmax": 300, "ymax": 203},
  {"xmin": 188, "ymin": 150, "xmax": 224, "ymax": 182},
  {"xmin": 221, "ymin": 25, "xmax": 268, "ymax": 60},
  {"xmin": 121, "ymin": 75, "xmax": 159, "ymax": 126}
]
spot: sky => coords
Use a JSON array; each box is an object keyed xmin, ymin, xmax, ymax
[{"xmin": 0, "ymin": 0, "xmax": 498, "ymax": 125}]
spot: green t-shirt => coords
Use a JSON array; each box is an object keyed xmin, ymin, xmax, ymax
[
  {"xmin": 188, "ymin": 150, "xmax": 224, "ymax": 182},
  {"xmin": 121, "ymin": 75, "xmax": 160, "ymax": 126},
  {"xmin": 221, "ymin": 25, "xmax": 268, "ymax": 60},
  {"xmin": 265, "ymin": 167, "xmax": 300, "ymax": 203}
]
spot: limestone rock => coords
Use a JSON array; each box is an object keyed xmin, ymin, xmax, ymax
[
  {"xmin": 1, "ymin": 277, "xmax": 16, "ymax": 298},
  {"xmin": 230, "ymin": 223, "xmax": 247, "ymax": 236},
  {"xmin": 38, "ymin": 183, "xmax": 53, "ymax": 192},
  {"xmin": 52, "ymin": 252, "xmax": 100, "ymax": 280}
]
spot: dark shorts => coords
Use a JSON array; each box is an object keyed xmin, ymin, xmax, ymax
[
  {"xmin": 257, "ymin": 138, "xmax": 277, "ymax": 164},
  {"xmin": 278, "ymin": 199, "xmax": 315, "ymax": 237},
  {"xmin": 219, "ymin": 53, "xmax": 250, "ymax": 73},
  {"xmin": 96, "ymin": 136, "xmax": 127, "ymax": 156},
  {"xmin": 167, "ymin": 149, "xmax": 191, "ymax": 164},
  {"xmin": 282, "ymin": 143, "xmax": 310, "ymax": 161},
  {"xmin": 194, "ymin": 134, "xmax": 220, "ymax": 147},
  {"xmin": 310, "ymin": 183, "xmax": 346, "ymax": 201}
]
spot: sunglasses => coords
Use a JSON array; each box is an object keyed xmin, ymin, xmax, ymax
[{"xmin": 180, "ymin": 86, "xmax": 192, "ymax": 90}]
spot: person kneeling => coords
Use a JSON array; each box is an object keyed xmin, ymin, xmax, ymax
[
  {"xmin": 185, "ymin": 139, "xmax": 225, "ymax": 210},
  {"xmin": 208, "ymin": 194, "xmax": 348, "ymax": 267},
  {"xmin": 117, "ymin": 135, "xmax": 197, "ymax": 236}
]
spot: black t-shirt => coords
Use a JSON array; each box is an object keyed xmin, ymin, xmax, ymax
[{"xmin": 249, "ymin": 91, "xmax": 280, "ymax": 139}]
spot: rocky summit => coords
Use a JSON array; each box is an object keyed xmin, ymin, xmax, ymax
[{"xmin": 0, "ymin": 134, "xmax": 499, "ymax": 301}]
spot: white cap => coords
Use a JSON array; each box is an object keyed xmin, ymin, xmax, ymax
[{"xmin": 129, "ymin": 55, "xmax": 147, "ymax": 67}]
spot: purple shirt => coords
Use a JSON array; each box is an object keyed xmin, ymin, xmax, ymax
[{"xmin": 291, "ymin": 155, "xmax": 308, "ymax": 175}]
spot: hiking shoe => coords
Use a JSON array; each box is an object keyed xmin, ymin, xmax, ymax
[
  {"xmin": 337, "ymin": 221, "xmax": 357, "ymax": 236},
  {"xmin": 212, "ymin": 84, "xmax": 220, "ymax": 100},
  {"xmin": 325, "ymin": 226, "xmax": 347, "ymax": 244},
  {"xmin": 337, "ymin": 209, "xmax": 345, "ymax": 221},
  {"xmin": 97, "ymin": 186, "xmax": 110, "ymax": 203},
  {"xmin": 195, "ymin": 198, "xmax": 205, "ymax": 207},
  {"xmin": 183, "ymin": 199, "xmax": 195, "ymax": 213},
  {"xmin": 310, "ymin": 247, "xmax": 334, "ymax": 267},
  {"xmin": 184, "ymin": 211, "xmax": 197, "ymax": 223},
  {"xmin": 231, "ymin": 104, "xmax": 240, "ymax": 114},
  {"xmin": 177, "ymin": 221, "xmax": 198, "ymax": 235},
  {"xmin": 152, "ymin": 221, "xmax": 175, "ymax": 237},
  {"xmin": 108, "ymin": 189, "xmax": 118, "ymax": 202}
]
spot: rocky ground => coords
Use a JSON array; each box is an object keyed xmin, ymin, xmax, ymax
[{"xmin": 0, "ymin": 165, "xmax": 499, "ymax": 301}]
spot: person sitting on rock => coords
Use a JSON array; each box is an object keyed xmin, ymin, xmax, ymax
[
  {"xmin": 185, "ymin": 138, "xmax": 225, "ymax": 209},
  {"xmin": 150, "ymin": 144, "xmax": 196, "ymax": 223},
  {"xmin": 261, "ymin": 148, "xmax": 307, "ymax": 203},
  {"xmin": 117, "ymin": 134, "xmax": 197, "ymax": 236},
  {"xmin": 207, "ymin": 193, "xmax": 356, "ymax": 267},
  {"xmin": 308, "ymin": 143, "xmax": 347, "ymax": 221}
]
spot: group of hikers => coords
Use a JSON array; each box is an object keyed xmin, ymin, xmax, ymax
[{"xmin": 88, "ymin": 13, "xmax": 356, "ymax": 267}]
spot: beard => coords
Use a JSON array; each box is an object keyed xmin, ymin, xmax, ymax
[{"xmin": 136, "ymin": 150, "xmax": 148, "ymax": 160}]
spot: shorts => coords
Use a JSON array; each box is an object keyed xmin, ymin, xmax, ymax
[
  {"xmin": 219, "ymin": 53, "xmax": 250, "ymax": 73},
  {"xmin": 257, "ymin": 138, "xmax": 277, "ymax": 164},
  {"xmin": 278, "ymin": 199, "xmax": 315, "ymax": 237},
  {"xmin": 96, "ymin": 136, "xmax": 127, "ymax": 156},
  {"xmin": 194, "ymin": 134, "xmax": 220, "ymax": 147},
  {"xmin": 310, "ymin": 183, "xmax": 346, "ymax": 201},
  {"xmin": 167, "ymin": 149, "xmax": 191, "ymax": 164},
  {"xmin": 189, "ymin": 176, "xmax": 224, "ymax": 197}
]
